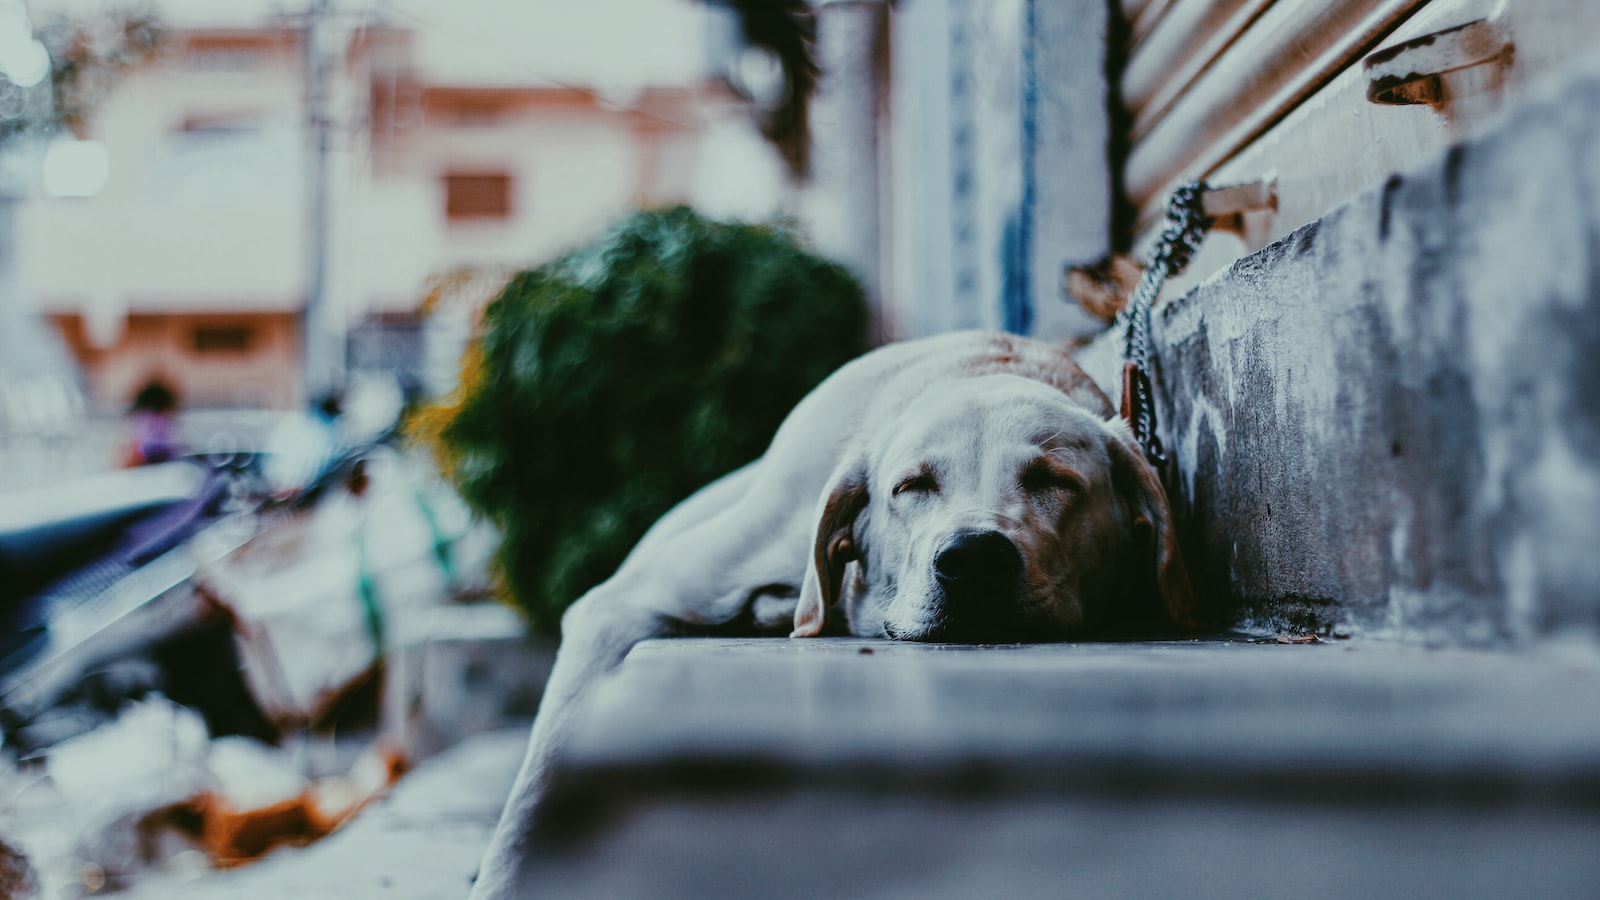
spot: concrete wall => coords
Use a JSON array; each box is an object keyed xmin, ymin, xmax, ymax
[{"xmin": 1082, "ymin": 50, "xmax": 1600, "ymax": 645}]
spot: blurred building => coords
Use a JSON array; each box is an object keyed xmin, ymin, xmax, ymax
[{"xmin": 18, "ymin": 0, "xmax": 779, "ymax": 412}]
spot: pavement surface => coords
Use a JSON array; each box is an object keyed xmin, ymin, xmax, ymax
[
  {"xmin": 103, "ymin": 636, "xmax": 1600, "ymax": 898},
  {"xmin": 116, "ymin": 725, "xmax": 530, "ymax": 900}
]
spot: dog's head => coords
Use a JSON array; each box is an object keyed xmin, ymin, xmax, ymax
[{"xmin": 793, "ymin": 374, "xmax": 1195, "ymax": 641}]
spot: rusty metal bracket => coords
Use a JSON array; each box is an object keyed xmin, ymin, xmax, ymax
[
  {"xmin": 1065, "ymin": 178, "xmax": 1277, "ymax": 320},
  {"xmin": 1200, "ymin": 177, "xmax": 1278, "ymax": 218},
  {"xmin": 1200, "ymin": 176, "xmax": 1277, "ymax": 239},
  {"xmin": 1364, "ymin": 18, "xmax": 1514, "ymax": 108}
]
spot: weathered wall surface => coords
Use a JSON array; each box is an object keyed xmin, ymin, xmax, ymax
[{"xmin": 1082, "ymin": 53, "xmax": 1600, "ymax": 644}]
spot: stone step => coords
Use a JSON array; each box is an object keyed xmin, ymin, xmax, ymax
[{"xmin": 522, "ymin": 638, "xmax": 1600, "ymax": 898}]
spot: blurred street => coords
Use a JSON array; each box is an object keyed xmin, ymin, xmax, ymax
[
  {"xmin": 2, "ymin": 0, "xmax": 769, "ymax": 889},
  {"xmin": 0, "ymin": 420, "xmax": 120, "ymax": 494}
]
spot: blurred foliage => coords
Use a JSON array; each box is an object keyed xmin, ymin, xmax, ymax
[{"xmin": 412, "ymin": 206, "xmax": 870, "ymax": 632}]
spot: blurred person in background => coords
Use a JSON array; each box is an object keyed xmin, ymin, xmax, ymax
[{"xmin": 122, "ymin": 378, "xmax": 180, "ymax": 467}]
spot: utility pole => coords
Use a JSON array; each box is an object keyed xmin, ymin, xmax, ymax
[
  {"xmin": 807, "ymin": 0, "xmax": 890, "ymax": 341},
  {"xmin": 301, "ymin": 0, "xmax": 341, "ymax": 403}
]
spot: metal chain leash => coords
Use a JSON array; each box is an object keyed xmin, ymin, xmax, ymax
[{"xmin": 1118, "ymin": 179, "xmax": 1209, "ymax": 465}]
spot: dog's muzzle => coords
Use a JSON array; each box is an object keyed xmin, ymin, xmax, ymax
[{"xmin": 921, "ymin": 529, "xmax": 1025, "ymax": 641}]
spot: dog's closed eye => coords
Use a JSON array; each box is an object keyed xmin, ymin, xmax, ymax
[
  {"xmin": 892, "ymin": 468, "xmax": 939, "ymax": 496},
  {"xmin": 1020, "ymin": 458, "xmax": 1085, "ymax": 495}
]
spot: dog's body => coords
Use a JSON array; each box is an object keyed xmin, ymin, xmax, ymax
[{"xmin": 469, "ymin": 331, "xmax": 1195, "ymax": 897}]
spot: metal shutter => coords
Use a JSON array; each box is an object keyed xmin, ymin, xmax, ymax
[{"xmin": 1119, "ymin": 0, "xmax": 1600, "ymax": 291}]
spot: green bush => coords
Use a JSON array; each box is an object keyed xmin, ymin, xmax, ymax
[{"xmin": 416, "ymin": 207, "xmax": 870, "ymax": 632}]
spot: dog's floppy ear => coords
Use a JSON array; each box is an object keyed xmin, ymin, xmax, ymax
[
  {"xmin": 792, "ymin": 456, "xmax": 869, "ymax": 638},
  {"xmin": 1106, "ymin": 424, "xmax": 1198, "ymax": 629}
]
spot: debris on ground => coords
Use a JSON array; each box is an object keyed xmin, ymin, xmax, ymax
[
  {"xmin": 196, "ymin": 448, "xmax": 496, "ymax": 731},
  {"xmin": 0, "ymin": 831, "xmax": 40, "ymax": 899},
  {"xmin": 25, "ymin": 695, "xmax": 405, "ymax": 890},
  {"xmin": 0, "ymin": 441, "xmax": 510, "ymax": 897}
]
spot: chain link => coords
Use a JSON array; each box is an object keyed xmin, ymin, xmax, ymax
[{"xmin": 1118, "ymin": 179, "xmax": 1209, "ymax": 464}]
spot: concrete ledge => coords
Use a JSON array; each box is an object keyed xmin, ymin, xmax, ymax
[
  {"xmin": 548, "ymin": 639, "xmax": 1600, "ymax": 801},
  {"xmin": 529, "ymin": 793, "xmax": 1600, "ymax": 899},
  {"xmin": 524, "ymin": 638, "xmax": 1600, "ymax": 897}
]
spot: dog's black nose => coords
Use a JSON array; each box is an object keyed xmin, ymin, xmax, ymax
[{"xmin": 933, "ymin": 530, "xmax": 1023, "ymax": 597}]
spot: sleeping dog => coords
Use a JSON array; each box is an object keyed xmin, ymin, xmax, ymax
[{"xmin": 469, "ymin": 330, "xmax": 1196, "ymax": 896}]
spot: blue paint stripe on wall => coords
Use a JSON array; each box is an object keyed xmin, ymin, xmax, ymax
[{"xmin": 1003, "ymin": 0, "xmax": 1038, "ymax": 335}]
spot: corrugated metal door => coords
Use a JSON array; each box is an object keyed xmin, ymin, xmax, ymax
[{"xmin": 1119, "ymin": 0, "xmax": 1600, "ymax": 294}]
